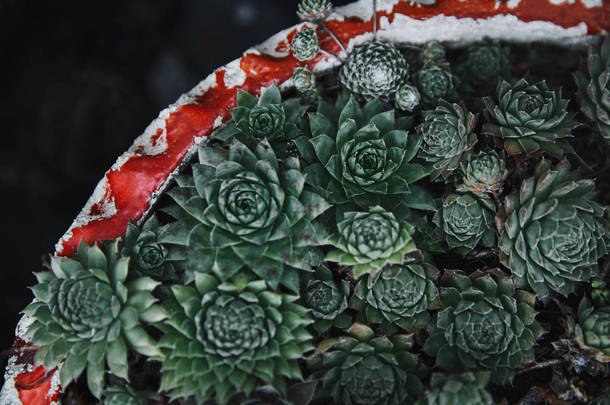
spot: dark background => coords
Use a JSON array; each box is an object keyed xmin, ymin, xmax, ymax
[{"xmin": 0, "ymin": 0, "xmax": 354, "ymax": 377}]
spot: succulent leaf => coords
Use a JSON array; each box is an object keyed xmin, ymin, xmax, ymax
[
  {"xmin": 415, "ymin": 372, "xmax": 494, "ymax": 405},
  {"xmin": 572, "ymin": 297, "xmax": 610, "ymax": 363}
]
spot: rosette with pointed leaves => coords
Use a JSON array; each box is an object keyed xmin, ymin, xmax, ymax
[
  {"xmin": 456, "ymin": 148, "xmax": 507, "ymax": 197},
  {"xmin": 574, "ymin": 36, "xmax": 610, "ymax": 142},
  {"xmin": 215, "ymin": 385, "xmax": 294, "ymax": 405},
  {"xmin": 414, "ymin": 60, "xmax": 457, "ymax": 107},
  {"xmin": 293, "ymin": 66, "xmax": 316, "ymax": 94},
  {"xmin": 415, "ymin": 372, "xmax": 493, "ymax": 405},
  {"xmin": 159, "ymin": 138, "xmax": 329, "ymax": 292},
  {"xmin": 302, "ymin": 265, "xmax": 352, "ymax": 333},
  {"xmin": 497, "ymin": 159, "xmax": 609, "ymax": 300},
  {"xmin": 292, "ymin": 28, "xmax": 319, "ymax": 62},
  {"xmin": 326, "ymin": 206, "xmax": 418, "ymax": 279},
  {"xmin": 121, "ymin": 215, "xmax": 180, "ymax": 282},
  {"xmin": 421, "ymin": 41, "xmax": 446, "ymax": 64},
  {"xmin": 416, "ymin": 100, "xmax": 477, "ymax": 181},
  {"xmin": 102, "ymin": 385, "xmax": 155, "ymax": 405},
  {"xmin": 455, "ymin": 40, "xmax": 510, "ymax": 94},
  {"xmin": 295, "ymin": 92, "xmax": 430, "ymax": 207},
  {"xmin": 296, "ymin": 0, "xmax": 333, "ymax": 22},
  {"xmin": 307, "ymin": 323, "xmax": 422, "ymax": 405},
  {"xmin": 340, "ymin": 41, "xmax": 409, "ymax": 102},
  {"xmin": 433, "ymin": 193, "xmax": 495, "ymax": 255},
  {"xmin": 351, "ymin": 263, "xmax": 440, "ymax": 333},
  {"xmin": 423, "ymin": 270, "xmax": 542, "ymax": 384},
  {"xmin": 24, "ymin": 241, "xmax": 165, "ymax": 398},
  {"xmin": 573, "ymin": 297, "xmax": 610, "ymax": 362},
  {"xmin": 157, "ymin": 274, "xmax": 313, "ymax": 405},
  {"xmin": 483, "ymin": 78, "xmax": 578, "ymax": 157},
  {"xmin": 395, "ymin": 83, "xmax": 421, "ymax": 112},
  {"xmin": 231, "ymin": 85, "xmax": 307, "ymax": 143}
]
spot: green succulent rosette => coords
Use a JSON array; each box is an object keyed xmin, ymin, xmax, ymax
[
  {"xmin": 573, "ymin": 297, "xmax": 610, "ymax": 363},
  {"xmin": 416, "ymin": 100, "xmax": 477, "ymax": 181},
  {"xmin": 497, "ymin": 159, "xmax": 609, "ymax": 300},
  {"xmin": 293, "ymin": 66, "xmax": 317, "ymax": 95},
  {"xmin": 592, "ymin": 278, "xmax": 610, "ymax": 307},
  {"xmin": 292, "ymin": 28, "xmax": 319, "ymax": 62},
  {"xmin": 296, "ymin": 92, "xmax": 431, "ymax": 208},
  {"xmin": 421, "ymin": 41, "xmax": 446, "ymax": 64},
  {"xmin": 325, "ymin": 206, "xmax": 418, "ymax": 279},
  {"xmin": 157, "ymin": 274, "xmax": 313, "ymax": 405},
  {"xmin": 414, "ymin": 60, "xmax": 458, "ymax": 107},
  {"xmin": 307, "ymin": 323, "xmax": 422, "ymax": 405},
  {"xmin": 340, "ymin": 41, "xmax": 409, "ymax": 102},
  {"xmin": 483, "ymin": 78, "xmax": 579, "ymax": 157},
  {"xmin": 102, "ymin": 385, "xmax": 156, "ymax": 405},
  {"xmin": 302, "ymin": 265, "xmax": 352, "ymax": 333},
  {"xmin": 574, "ymin": 35, "xmax": 610, "ymax": 143},
  {"xmin": 456, "ymin": 148, "xmax": 507, "ymax": 197},
  {"xmin": 351, "ymin": 263, "xmax": 440, "ymax": 333},
  {"xmin": 159, "ymin": 138, "xmax": 329, "ymax": 292},
  {"xmin": 296, "ymin": 0, "xmax": 333, "ymax": 22},
  {"xmin": 415, "ymin": 372, "xmax": 493, "ymax": 405},
  {"xmin": 455, "ymin": 39, "xmax": 510, "ymax": 95},
  {"xmin": 231, "ymin": 85, "xmax": 307, "ymax": 143},
  {"xmin": 121, "ymin": 215, "xmax": 180, "ymax": 282},
  {"xmin": 395, "ymin": 83, "xmax": 421, "ymax": 113},
  {"xmin": 24, "ymin": 241, "xmax": 165, "ymax": 398},
  {"xmin": 433, "ymin": 193, "xmax": 495, "ymax": 255},
  {"xmin": 423, "ymin": 270, "xmax": 543, "ymax": 384}
]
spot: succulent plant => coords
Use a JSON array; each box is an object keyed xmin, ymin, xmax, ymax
[
  {"xmin": 573, "ymin": 297, "xmax": 610, "ymax": 362},
  {"xmin": 395, "ymin": 83, "xmax": 421, "ymax": 112},
  {"xmin": 456, "ymin": 148, "xmax": 507, "ymax": 197},
  {"xmin": 414, "ymin": 61, "xmax": 457, "ymax": 107},
  {"xmin": 415, "ymin": 372, "xmax": 493, "ymax": 405},
  {"xmin": 295, "ymin": 92, "xmax": 430, "ymax": 207},
  {"xmin": 421, "ymin": 41, "xmax": 446, "ymax": 64},
  {"xmin": 214, "ymin": 385, "xmax": 294, "ymax": 405},
  {"xmin": 483, "ymin": 78, "xmax": 579, "ymax": 158},
  {"xmin": 296, "ymin": 0, "xmax": 333, "ymax": 22},
  {"xmin": 416, "ymin": 100, "xmax": 477, "ymax": 181},
  {"xmin": 102, "ymin": 385, "xmax": 155, "ymax": 405},
  {"xmin": 292, "ymin": 28, "xmax": 320, "ymax": 62},
  {"xmin": 351, "ymin": 263, "xmax": 440, "ymax": 332},
  {"xmin": 455, "ymin": 40, "xmax": 510, "ymax": 94},
  {"xmin": 159, "ymin": 138, "xmax": 329, "ymax": 292},
  {"xmin": 497, "ymin": 159, "xmax": 609, "ymax": 300},
  {"xmin": 302, "ymin": 265, "xmax": 352, "ymax": 333},
  {"xmin": 423, "ymin": 270, "xmax": 542, "ymax": 384},
  {"xmin": 592, "ymin": 278, "xmax": 610, "ymax": 307},
  {"xmin": 157, "ymin": 274, "xmax": 313, "ymax": 405},
  {"xmin": 307, "ymin": 323, "xmax": 422, "ymax": 405},
  {"xmin": 121, "ymin": 215, "xmax": 179, "ymax": 282},
  {"xmin": 574, "ymin": 35, "xmax": 610, "ymax": 143},
  {"xmin": 433, "ymin": 193, "xmax": 495, "ymax": 255},
  {"xmin": 231, "ymin": 85, "xmax": 307, "ymax": 142},
  {"xmin": 326, "ymin": 205, "xmax": 418, "ymax": 279},
  {"xmin": 24, "ymin": 241, "xmax": 165, "ymax": 398},
  {"xmin": 340, "ymin": 41, "xmax": 409, "ymax": 102},
  {"xmin": 293, "ymin": 66, "xmax": 317, "ymax": 94}
]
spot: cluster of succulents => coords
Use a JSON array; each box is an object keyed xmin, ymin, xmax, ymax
[{"xmin": 21, "ymin": 4, "xmax": 610, "ymax": 403}]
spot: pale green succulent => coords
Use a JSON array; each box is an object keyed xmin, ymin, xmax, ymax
[
  {"xmin": 326, "ymin": 206, "xmax": 418, "ymax": 279},
  {"xmin": 24, "ymin": 241, "xmax": 165, "ymax": 398},
  {"xmin": 307, "ymin": 323, "xmax": 422, "ymax": 405},
  {"xmin": 497, "ymin": 159, "xmax": 609, "ymax": 300},
  {"xmin": 416, "ymin": 372, "xmax": 494, "ymax": 405},
  {"xmin": 573, "ymin": 297, "xmax": 610, "ymax": 363},
  {"xmin": 292, "ymin": 28, "xmax": 319, "ymax": 62},
  {"xmin": 302, "ymin": 265, "xmax": 352, "ymax": 333},
  {"xmin": 395, "ymin": 83, "xmax": 421, "ymax": 112},
  {"xmin": 157, "ymin": 274, "xmax": 313, "ymax": 405},
  {"xmin": 423, "ymin": 270, "xmax": 543, "ymax": 384},
  {"xmin": 297, "ymin": 0, "xmax": 333, "ymax": 22},
  {"xmin": 293, "ymin": 66, "xmax": 317, "ymax": 94},
  {"xmin": 457, "ymin": 148, "xmax": 507, "ymax": 197}
]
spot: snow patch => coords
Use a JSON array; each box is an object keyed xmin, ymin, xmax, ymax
[
  {"xmin": 213, "ymin": 114, "xmax": 224, "ymax": 129},
  {"xmin": 223, "ymin": 59, "xmax": 247, "ymax": 88},
  {"xmin": 580, "ymin": 0, "xmax": 602, "ymax": 7},
  {"xmin": 506, "ymin": 0, "xmax": 522, "ymax": 8}
]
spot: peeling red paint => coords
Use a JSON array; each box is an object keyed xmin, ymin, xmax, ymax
[{"xmin": 15, "ymin": 366, "xmax": 59, "ymax": 405}]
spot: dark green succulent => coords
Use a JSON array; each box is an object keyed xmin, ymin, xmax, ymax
[
  {"xmin": 302, "ymin": 265, "xmax": 352, "ymax": 333},
  {"xmin": 292, "ymin": 28, "xmax": 319, "ymax": 62},
  {"xmin": 414, "ymin": 60, "xmax": 457, "ymax": 107},
  {"xmin": 592, "ymin": 278, "xmax": 610, "ymax": 307},
  {"xmin": 296, "ymin": 0, "xmax": 333, "ymax": 22},
  {"xmin": 415, "ymin": 372, "xmax": 493, "ymax": 405},
  {"xmin": 122, "ymin": 215, "xmax": 179, "ymax": 282},
  {"xmin": 340, "ymin": 41, "xmax": 409, "ymax": 102},
  {"xmin": 497, "ymin": 159, "xmax": 609, "ymax": 300},
  {"xmin": 483, "ymin": 78, "xmax": 579, "ymax": 157},
  {"xmin": 433, "ymin": 193, "xmax": 495, "ymax": 255},
  {"xmin": 394, "ymin": 83, "xmax": 421, "ymax": 112},
  {"xmin": 159, "ymin": 138, "xmax": 329, "ymax": 292},
  {"xmin": 573, "ymin": 297, "xmax": 610, "ymax": 363},
  {"xmin": 307, "ymin": 323, "xmax": 422, "ymax": 405},
  {"xmin": 102, "ymin": 385, "xmax": 155, "ymax": 405},
  {"xmin": 456, "ymin": 148, "xmax": 507, "ymax": 197},
  {"xmin": 295, "ymin": 92, "xmax": 430, "ymax": 207},
  {"xmin": 421, "ymin": 41, "xmax": 446, "ymax": 64},
  {"xmin": 24, "ymin": 241, "xmax": 165, "ymax": 398},
  {"xmin": 416, "ymin": 100, "xmax": 477, "ymax": 181},
  {"xmin": 423, "ymin": 270, "xmax": 542, "ymax": 384},
  {"xmin": 574, "ymin": 35, "xmax": 610, "ymax": 143},
  {"xmin": 157, "ymin": 274, "xmax": 313, "ymax": 405},
  {"xmin": 455, "ymin": 40, "xmax": 510, "ymax": 94},
  {"xmin": 351, "ymin": 263, "xmax": 440, "ymax": 332},
  {"xmin": 326, "ymin": 205, "xmax": 418, "ymax": 279}
]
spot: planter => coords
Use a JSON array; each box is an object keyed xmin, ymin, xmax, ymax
[{"xmin": 1, "ymin": 1, "xmax": 609, "ymax": 404}]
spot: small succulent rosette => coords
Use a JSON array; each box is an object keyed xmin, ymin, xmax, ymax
[
  {"xmin": 296, "ymin": 0, "xmax": 333, "ymax": 22},
  {"xmin": 307, "ymin": 323, "xmax": 423, "ymax": 405},
  {"xmin": 456, "ymin": 148, "xmax": 507, "ymax": 197},
  {"xmin": 302, "ymin": 265, "xmax": 352, "ymax": 333},
  {"xmin": 572, "ymin": 297, "xmax": 610, "ymax": 363},
  {"xmin": 291, "ymin": 27, "xmax": 320, "ymax": 62},
  {"xmin": 455, "ymin": 39, "xmax": 510, "ymax": 95},
  {"xmin": 415, "ymin": 372, "xmax": 494, "ymax": 405}
]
